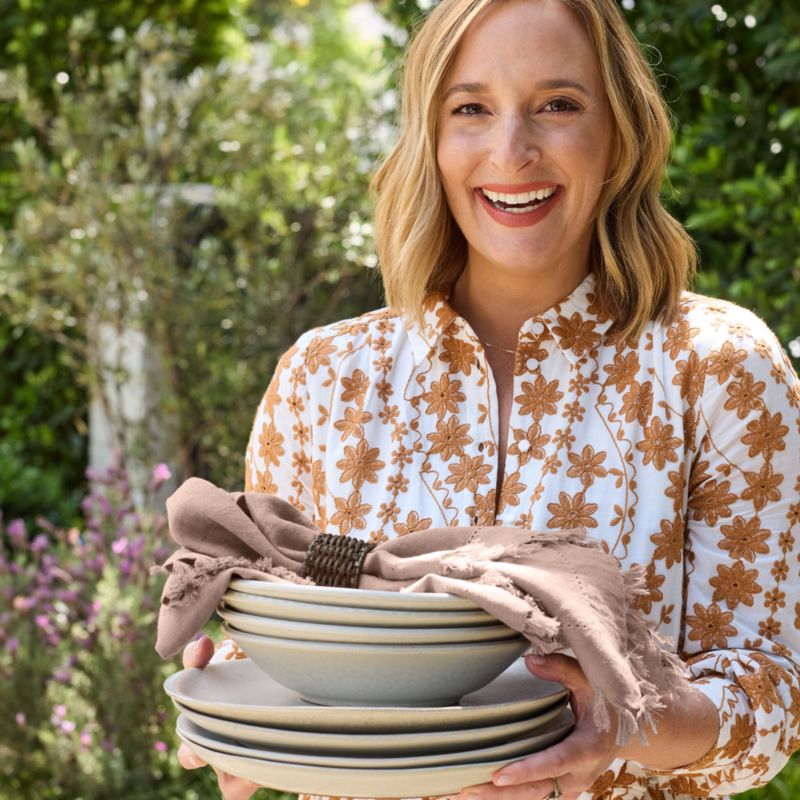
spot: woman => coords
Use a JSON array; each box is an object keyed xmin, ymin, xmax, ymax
[{"xmin": 181, "ymin": 0, "xmax": 800, "ymax": 798}]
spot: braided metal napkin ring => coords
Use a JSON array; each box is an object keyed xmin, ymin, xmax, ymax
[{"xmin": 299, "ymin": 533, "xmax": 375, "ymax": 588}]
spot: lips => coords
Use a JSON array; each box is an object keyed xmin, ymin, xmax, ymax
[{"xmin": 475, "ymin": 184, "xmax": 563, "ymax": 227}]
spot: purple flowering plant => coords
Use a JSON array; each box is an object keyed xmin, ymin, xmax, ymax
[{"xmin": 0, "ymin": 461, "xmax": 221, "ymax": 799}]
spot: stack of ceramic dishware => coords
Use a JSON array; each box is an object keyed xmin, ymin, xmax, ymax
[{"xmin": 165, "ymin": 580, "xmax": 574, "ymax": 796}]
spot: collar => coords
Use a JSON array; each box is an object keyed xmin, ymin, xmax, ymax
[{"xmin": 405, "ymin": 272, "xmax": 616, "ymax": 367}]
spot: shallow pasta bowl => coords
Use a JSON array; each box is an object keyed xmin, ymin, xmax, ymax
[
  {"xmin": 222, "ymin": 588, "xmax": 498, "ymax": 628},
  {"xmin": 222, "ymin": 624, "xmax": 530, "ymax": 707},
  {"xmin": 228, "ymin": 579, "xmax": 483, "ymax": 611},
  {"xmin": 217, "ymin": 605, "xmax": 518, "ymax": 644}
]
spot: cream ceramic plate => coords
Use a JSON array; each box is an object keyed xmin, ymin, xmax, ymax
[
  {"xmin": 175, "ymin": 735, "xmax": 567, "ymax": 796},
  {"xmin": 178, "ymin": 708, "xmax": 574, "ymax": 768},
  {"xmin": 217, "ymin": 606, "xmax": 517, "ymax": 644},
  {"xmin": 223, "ymin": 625, "xmax": 529, "ymax": 706},
  {"xmin": 175, "ymin": 697, "xmax": 568, "ymax": 754},
  {"xmin": 222, "ymin": 590, "xmax": 498, "ymax": 627},
  {"xmin": 164, "ymin": 657, "xmax": 569, "ymax": 731},
  {"xmin": 229, "ymin": 579, "xmax": 481, "ymax": 610}
]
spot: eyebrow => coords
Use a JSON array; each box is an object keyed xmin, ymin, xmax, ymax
[{"xmin": 442, "ymin": 79, "xmax": 591, "ymax": 101}]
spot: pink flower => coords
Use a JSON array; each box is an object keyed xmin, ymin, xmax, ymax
[
  {"xmin": 112, "ymin": 537, "xmax": 128, "ymax": 555},
  {"xmin": 80, "ymin": 731, "xmax": 92, "ymax": 747},
  {"xmin": 53, "ymin": 704, "xmax": 67, "ymax": 718},
  {"xmin": 61, "ymin": 720, "xmax": 76, "ymax": 734},
  {"xmin": 7, "ymin": 520, "xmax": 27, "ymax": 548},
  {"xmin": 12, "ymin": 596, "xmax": 34, "ymax": 612},
  {"xmin": 154, "ymin": 740, "xmax": 168, "ymax": 752},
  {"xmin": 15, "ymin": 712, "xmax": 26, "ymax": 727},
  {"xmin": 149, "ymin": 463, "xmax": 172, "ymax": 490}
]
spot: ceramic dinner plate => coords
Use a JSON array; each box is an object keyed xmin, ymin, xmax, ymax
[
  {"xmin": 174, "ymin": 696, "xmax": 569, "ymax": 755},
  {"xmin": 228, "ymin": 579, "xmax": 481, "ymax": 610},
  {"xmin": 217, "ymin": 605, "xmax": 518, "ymax": 644},
  {"xmin": 175, "ymin": 736, "xmax": 568, "ymax": 797},
  {"xmin": 177, "ymin": 708, "xmax": 574, "ymax": 768},
  {"xmin": 222, "ymin": 590, "xmax": 498, "ymax": 627},
  {"xmin": 164, "ymin": 657, "xmax": 570, "ymax": 731}
]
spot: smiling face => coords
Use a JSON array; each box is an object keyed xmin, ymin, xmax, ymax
[{"xmin": 436, "ymin": 0, "xmax": 614, "ymax": 298}]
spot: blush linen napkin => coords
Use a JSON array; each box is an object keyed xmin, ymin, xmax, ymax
[{"xmin": 153, "ymin": 477, "xmax": 690, "ymax": 745}]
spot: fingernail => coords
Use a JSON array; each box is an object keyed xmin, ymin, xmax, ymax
[
  {"xmin": 495, "ymin": 774, "xmax": 513, "ymax": 786},
  {"xmin": 526, "ymin": 654, "xmax": 545, "ymax": 664},
  {"xmin": 463, "ymin": 793, "xmax": 481, "ymax": 800}
]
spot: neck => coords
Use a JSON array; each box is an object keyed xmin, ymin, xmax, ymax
[{"xmin": 449, "ymin": 263, "xmax": 589, "ymax": 350}]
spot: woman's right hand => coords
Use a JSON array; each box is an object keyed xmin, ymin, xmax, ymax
[{"xmin": 178, "ymin": 635, "xmax": 263, "ymax": 800}]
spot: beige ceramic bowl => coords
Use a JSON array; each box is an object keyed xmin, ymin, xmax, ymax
[
  {"xmin": 222, "ymin": 588, "xmax": 498, "ymax": 628},
  {"xmin": 223, "ymin": 624, "xmax": 530, "ymax": 707},
  {"xmin": 217, "ymin": 605, "xmax": 517, "ymax": 644}
]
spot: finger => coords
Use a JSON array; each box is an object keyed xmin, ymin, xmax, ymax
[
  {"xmin": 524, "ymin": 653, "xmax": 586, "ymax": 690},
  {"xmin": 216, "ymin": 769, "xmax": 263, "ymax": 800},
  {"xmin": 183, "ymin": 634, "xmax": 215, "ymax": 668},
  {"xmin": 177, "ymin": 742, "xmax": 207, "ymax": 770},
  {"xmin": 459, "ymin": 780, "xmax": 553, "ymax": 800},
  {"xmin": 491, "ymin": 724, "xmax": 597, "ymax": 787}
]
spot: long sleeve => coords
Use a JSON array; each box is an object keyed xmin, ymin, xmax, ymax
[
  {"xmin": 647, "ymin": 315, "xmax": 800, "ymax": 796},
  {"xmin": 244, "ymin": 335, "xmax": 317, "ymax": 519}
]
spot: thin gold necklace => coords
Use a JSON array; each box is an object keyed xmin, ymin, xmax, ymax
[{"xmin": 481, "ymin": 340, "xmax": 516, "ymax": 355}]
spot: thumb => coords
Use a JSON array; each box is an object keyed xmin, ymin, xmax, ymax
[{"xmin": 525, "ymin": 652, "xmax": 586, "ymax": 689}]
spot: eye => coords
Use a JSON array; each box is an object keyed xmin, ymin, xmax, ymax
[
  {"xmin": 542, "ymin": 97, "xmax": 580, "ymax": 113},
  {"xmin": 452, "ymin": 102, "xmax": 487, "ymax": 116}
]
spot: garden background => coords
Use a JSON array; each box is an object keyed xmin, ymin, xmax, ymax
[{"xmin": 0, "ymin": 0, "xmax": 798, "ymax": 797}]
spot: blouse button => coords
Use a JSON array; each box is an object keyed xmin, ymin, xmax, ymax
[{"xmin": 517, "ymin": 440, "xmax": 530, "ymax": 453}]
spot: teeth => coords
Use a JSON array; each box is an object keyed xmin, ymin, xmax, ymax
[{"xmin": 482, "ymin": 186, "xmax": 557, "ymax": 204}]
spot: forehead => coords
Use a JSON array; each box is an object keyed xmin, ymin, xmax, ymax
[{"xmin": 444, "ymin": 0, "xmax": 601, "ymax": 89}]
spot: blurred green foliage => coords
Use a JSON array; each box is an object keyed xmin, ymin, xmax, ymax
[
  {"xmin": 0, "ymin": 319, "xmax": 86, "ymax": 527},
  {"xmin": 624, "ymin": 0, "xmax": 800, "ymax": 360},
  {"xmin": 0, "ymin": 0, "xmax": 244, "ymax": 225},
  {"xmin": 0, "ymin": 4, "xmax": 384, "ymax": 492},
  {"xmin": 0, "ymin": 0, "xmax": 247, "ymax": 526}
]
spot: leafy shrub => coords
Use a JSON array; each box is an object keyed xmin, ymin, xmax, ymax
[
  {"xmin": 0, "ymin": 463, "xmax": 228, "ymax": 799},
  {"xmin": 0, "ymin": 317, "xmax": 87, "ymax": 529},
  {"xmin": 0, "ymin": 9, "xmax": 384, "ymax": 493}
]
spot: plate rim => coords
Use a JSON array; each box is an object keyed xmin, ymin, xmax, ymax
[
  {"xmin": 176, "ymin": 734, "xmax": 567, "ymax": 796},
  {"xmin": 216, "ymin": 606, "xmax": 517, "ymax": 644},
  {"xmin": 228, "ymin": 579, "xmax": 481, "ymax": 610},
  {"xmin": 176, "ymin": 709, "xmax": 574, "ymax": 768},
  {"xmin": 164, "ymin": 658, "xmax": 570, "ymax": 732},
  {"xmin": 174, "ymin": 696, "xmax": 569, "ymax": 754}
]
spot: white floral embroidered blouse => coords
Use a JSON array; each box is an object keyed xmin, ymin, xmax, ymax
[{"xmin": 244, "ymin": 273, "xmax": 800, "ymax": 800}]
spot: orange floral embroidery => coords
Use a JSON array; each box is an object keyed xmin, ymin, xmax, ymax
[
  {"xmin": 686, "ymin": 602, "xmax": 737, "ymax": 649},
  {"xmin": 546, "ymin": 490, "xmax": 599, "ymax": 529},
  {"xmin": 636, "ymin": 417, "xmax": 682, "ymax": 470}
]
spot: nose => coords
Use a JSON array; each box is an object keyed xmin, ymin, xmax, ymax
[{"xmin": 489, "ymin": 114, "xmax": 540, "ymax": 174}]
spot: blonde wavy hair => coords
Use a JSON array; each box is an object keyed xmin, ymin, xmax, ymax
[{"xmin": 371, "ymin": 0, "xmax": 696, "ymax": 340}]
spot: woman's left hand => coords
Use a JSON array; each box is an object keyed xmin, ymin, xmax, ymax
[{"xmin": 460, "ymin": 653, "xmax": 620, "ymax": 800}]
